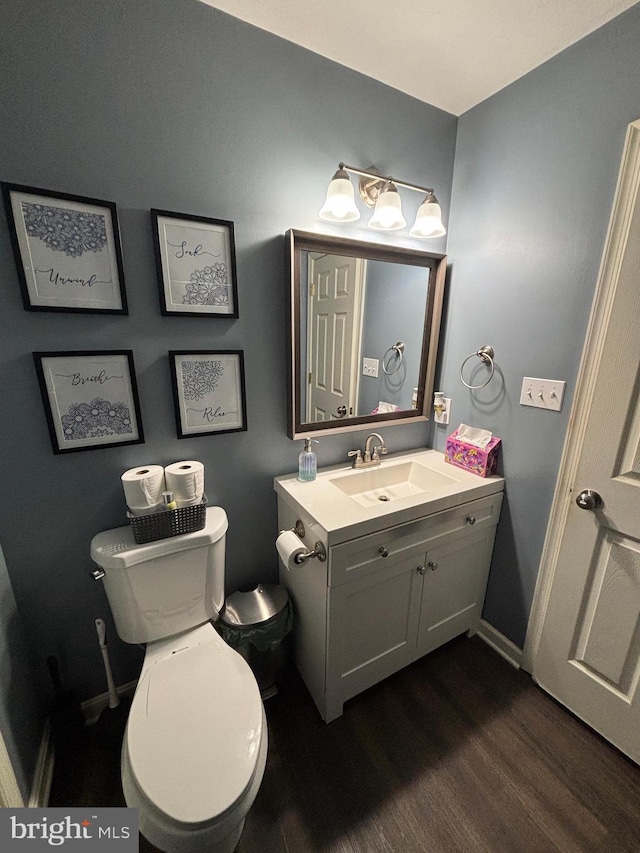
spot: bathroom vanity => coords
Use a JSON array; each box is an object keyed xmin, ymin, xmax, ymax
[{"xmin": 274, "ymin": 448, "xmax": 504, "ymax": 722}]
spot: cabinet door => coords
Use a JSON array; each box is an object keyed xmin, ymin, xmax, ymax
[
  {"xmin": 327, "ymin": 549, "xmax": 424, "ymax": 709},
  {"xmin": 416, "ymin": 528, "xmax": 496, "ymax": 658}
]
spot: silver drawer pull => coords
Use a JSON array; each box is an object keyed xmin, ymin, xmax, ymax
[
  {"xmin": 428, "ymin": 561, "xmax": 438, "ymax": 571},
  {"xmin": 379, "ymin": 546, "xmax": 389, "ymax": 558},
  {"xmin": 417, "ymin": 565, "xmax": 427, "ymax": 575},
  {"xmin": 466, "ymin": 516, "xmax": 476, "ymax": 525}
]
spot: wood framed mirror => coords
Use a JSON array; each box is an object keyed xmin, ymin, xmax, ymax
[{"xmin": 286, "ymin": 229, "xmax": 447, "ymax": 439}]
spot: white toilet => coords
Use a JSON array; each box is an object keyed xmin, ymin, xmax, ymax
[{"xmin": 90, "ymin": 507, "xmax": 267, "ymax": 853}]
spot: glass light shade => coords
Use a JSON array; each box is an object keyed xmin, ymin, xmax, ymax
[
  {"xmin": 409, "ymin": 195, "xmax": 446, "ymax": 238},
  {"xmin": 368, "ymin": 184, "xmax": 406, "ymax": 231},
  {"xmin": 318, "ymin": 169, "xmax": 360, "ymax": 222}
]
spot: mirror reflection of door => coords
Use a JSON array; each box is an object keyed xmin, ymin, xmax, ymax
[{"xmin": 307, "ymin": 253, "xmax": 365, "ymax": 421}]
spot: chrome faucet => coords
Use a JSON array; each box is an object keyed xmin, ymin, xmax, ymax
[{"xmin": 348, "ymin": 433, "xmax": 388, "ymax": 468}]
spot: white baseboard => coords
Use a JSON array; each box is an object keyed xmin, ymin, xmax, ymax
[
  {"xmin": 26, "ymin": 681, "xmax": 138, "ymax": 808},
  {"xmin": 477, "ymin": 620, "xmax": 523, "ymax": 670},
  {"xmin": 82, "ymin": 680, "xmax": 137, "ymax": 725},
  {"xmin": 28, "ymin": 719, "xmax": 54, "ymax": 808}
]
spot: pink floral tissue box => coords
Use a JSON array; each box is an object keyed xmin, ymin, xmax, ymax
[{"xmin": 444, "ymin": 429, "xmax": 501, "ymax": 477}]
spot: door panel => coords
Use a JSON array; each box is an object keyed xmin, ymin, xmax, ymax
[
  {"xmin": 307, "ymin": 254, "xmax": 363, "ymax": 420},
  {"xmin": 571, "ymin": 531, "xmax": 640, "ymax": 696},
  {"xmin": 533, "ymin": 120, "xmax": 640, "ymax": 763},
  {"xmin": 327, "ymin": 552, "xmax": 422, "ymax": 704},
  {"xmin": 416, "ymin": 529, "xmax": 493, "ymax": 657}
]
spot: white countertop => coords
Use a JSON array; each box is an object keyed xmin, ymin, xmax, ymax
[{"xmin": 274, "ymin": 448, "xmax": 504, "ymax": 544}]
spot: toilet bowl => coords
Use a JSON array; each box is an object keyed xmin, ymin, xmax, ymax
[
  {"xmin": 122, "ymin": 623, "xmax": 267, "ymax": 853},
  {"xmin": 90, "ymin": 507, "xmax": 267, "ymax": 853}
]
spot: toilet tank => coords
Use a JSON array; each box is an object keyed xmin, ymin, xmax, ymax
[{"xmin": 90, "ymin": 507, "xmax": 228, "ymax": 644}]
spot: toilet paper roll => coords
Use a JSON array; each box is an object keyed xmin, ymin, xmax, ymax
[
  {"xmin": 276, "ymin": 530, "xmax": 307, "ymax": 572},
  {"xmin": 165, "ymin": 460, "xmax": 205, "ymax": 508},
  {"xmin": 121, "ymin": 465, "xmax": 166, "ymax": 512},
  {"xmin": 127, "ymin": 501, "xmax": 165, "ymax": 518}
]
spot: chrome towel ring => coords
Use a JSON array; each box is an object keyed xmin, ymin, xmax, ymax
[
  {"xmin": 460, "ymin": 345, "xmax": 495, "ymax": 389},
  {"xmin": 382, "ymin": 341, "xmax": 405, "ymax": 376}
]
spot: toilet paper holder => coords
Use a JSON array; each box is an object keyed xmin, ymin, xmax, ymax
[{"xmin": 282, "ymin": 520, "xmax": 327, "ymax": 565}]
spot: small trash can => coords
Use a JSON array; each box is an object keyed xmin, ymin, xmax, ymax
[{"xmin": 219, "ymin": 583, "xmax": 293, "ymax": 699}]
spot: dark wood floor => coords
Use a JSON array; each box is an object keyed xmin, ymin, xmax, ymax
[{"xmin": 49, "ymin": 636, "xmax": 640, "ymax": 852}]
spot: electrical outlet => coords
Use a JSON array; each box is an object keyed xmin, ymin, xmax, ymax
[
  {"xmin": 520, "ymin": 377, "xmax": 566, "ymax": 411},
  {"xmin": 363, "ymin": 357, "xmax": 379, "ymax": 378}
]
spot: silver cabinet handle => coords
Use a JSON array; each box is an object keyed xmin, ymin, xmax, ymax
[
  {"xmin": 417, "ymin": 565, "xmax": 427, "ymax": 575},
  {"xmin": 428, "ymin": 561, "xmax": 438, "ymax": 571},
  {"xmin": 379, "ymin": 546, "xmax": 389, "ymax": 558},
  {"xmin": 466, "ymin": 516, "xmax": 476, "ymax": 525}
]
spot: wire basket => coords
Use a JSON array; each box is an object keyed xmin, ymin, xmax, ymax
[{"xmin": 128, "ymin": 496, "xmax": 207, "ymax": 544}]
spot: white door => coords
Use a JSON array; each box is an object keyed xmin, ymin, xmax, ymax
[
  {"xmin": 530, "ymin": 120, "xmax": 640, "ymax": 763},
  {"xmin": 307, "ymin": 253, "xmax": 364, "ymax": 422}
]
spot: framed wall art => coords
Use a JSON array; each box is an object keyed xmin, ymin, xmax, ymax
[
  {"xmin": 33, "ymin": 351, "xmax": 144, "ymax": 454},
  {"xmin": 151, "ymin": 209, "xmax": 239, "ymax": 317},
  {"xmin": 170, "ymin": 350, "xmax": 247, "ymax": 438},
  {"xmin": 1, "ymin": 182, "xmax": 127, "ymax": 314}
]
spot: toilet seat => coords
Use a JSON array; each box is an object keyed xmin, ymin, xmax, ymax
[{"xmin": 126, "ymin": 624, "xmax": 264, "ymax": 827}]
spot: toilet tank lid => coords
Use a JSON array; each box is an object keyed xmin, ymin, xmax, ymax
[{"xmin": 90, "ymin": 506, "xmax": 228, "ymax": 569}]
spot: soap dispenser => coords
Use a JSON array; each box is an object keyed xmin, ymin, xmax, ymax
[{"xmin": 298, "ymin": 438, "xmax": 319, "ymax": 482}]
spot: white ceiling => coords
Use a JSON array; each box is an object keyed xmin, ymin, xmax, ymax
[{"xmin": 202, "ymin": 0, "xmax": 639, "ymax": 115}]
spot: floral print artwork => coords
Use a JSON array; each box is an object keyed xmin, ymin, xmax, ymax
[
  {"xmin": 181, "ymin": 359, "xmax": 224, "ymax": 400},
  {"xmin": 153, "ymin": 212, "xmax": 237, "ymax": 316},
  {"xmin": 35, "ymin": 352, "xmax": 142, "ymax": 453},
  {"xmin": 172, "ymin": 351, "xmax": 246, "ymax": 436},
  {"xmin": 182, "ymin": 263, "xmax": 230, "ymax": 306},
  {"xmin": 1, "ymin": 184, "xmax": 126, "ymax": 312},
  {"xmin": 60, "ymin": 397, "xmax": 132, "ymax": 440},
  {"xmin": 22, "ymin": 202, "xmax": 107, "ymax": 257}
]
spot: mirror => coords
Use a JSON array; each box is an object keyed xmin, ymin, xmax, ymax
[{"xmin": 286, "ymin": 230, "xmax": 447, "ymax": 439}]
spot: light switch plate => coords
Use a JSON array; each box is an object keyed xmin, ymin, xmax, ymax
[
  {"xmin": 363, "ymin": 357, "xmax": 379, "ymax": 378},
  {"xmin": 520, "ymin": 377, "xmax": 566, "ymax": 411}
]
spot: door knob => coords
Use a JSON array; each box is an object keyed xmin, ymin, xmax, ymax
[
  {"xmin": 336, "ymin": 405, "xmax": 347, "ymax": 417},
  {"xmin": 575, "ymin": 489, "xmax": 603, "ymax": 511}
]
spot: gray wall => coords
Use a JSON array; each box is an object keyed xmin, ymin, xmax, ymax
[
  {"xmin": 3, "ymin": 0, "xmax": 639, "ymax": 716},
  {"xmin": 438, "ymin": 3, "xmax": 640, "ymax": 647},
  {"xmin": 0, "ymin": 0, "xmax": 455, "ymax": 700},
  {"xmin": 0, "ymin": 543, "xmax": 45, "ymax": 802},
  {"xmin": 359, "ymin": 260, "xmax": 429, "ymax": 414}
]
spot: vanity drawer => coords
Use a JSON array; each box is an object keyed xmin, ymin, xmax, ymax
[{"xmin": 329, "ymin": 492, "xmax": 503, "ymax": 587}]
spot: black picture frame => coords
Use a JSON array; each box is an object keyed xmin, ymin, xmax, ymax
[
  {"xmin": 169, "ymin": 350, "xmax": 247, "ymax": 438},
  {"xmin": 151, "ymin": 209, "xmax": 239, "ymax": 317},
  {"xmin": 33, "ymin": 350, "xmax": 144, "ymax": 454},
  {"xmin": 1, "ymin": 182, "xmax": 127, "ymax": 314}
]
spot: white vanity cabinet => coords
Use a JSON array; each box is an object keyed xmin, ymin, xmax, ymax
[{"xmin": 275, "ymin": 453, "xmax": 503, "ymax": 723}]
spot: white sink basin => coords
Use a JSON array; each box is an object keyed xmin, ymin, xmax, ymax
[
  {"xmin": 330, "ymin": 461, "xmax": 459, "ymax": 508},
  {"xmin": 275, "ymin": 448, "xmax": 504, "ymax": 543}
]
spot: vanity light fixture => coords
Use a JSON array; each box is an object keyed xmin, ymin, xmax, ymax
[{"xmin": 319, "ymin": 163, "xmax": 446, "ymax": 238}]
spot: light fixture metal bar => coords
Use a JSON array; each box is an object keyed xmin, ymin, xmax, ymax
[{"xmin": 339, "ymin": 162, "xmax": 433, "ymax": 196}]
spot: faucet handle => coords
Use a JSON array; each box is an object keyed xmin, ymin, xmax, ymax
[
  {"xmin": 371, "ymin": 444, "xmax": 387, "ymax": 461},
  {"xmin": 348, "ymin": 449, "xmax": 363, "ymax": 467}
]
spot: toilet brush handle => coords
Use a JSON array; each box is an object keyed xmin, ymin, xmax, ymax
[
  {"xmin": 95, "ymin": 617, "xmax": 107, "ymax": 648},
  {"xmin": 95, "ymin": 618, "xmax": 120, "ymax": 709}
]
